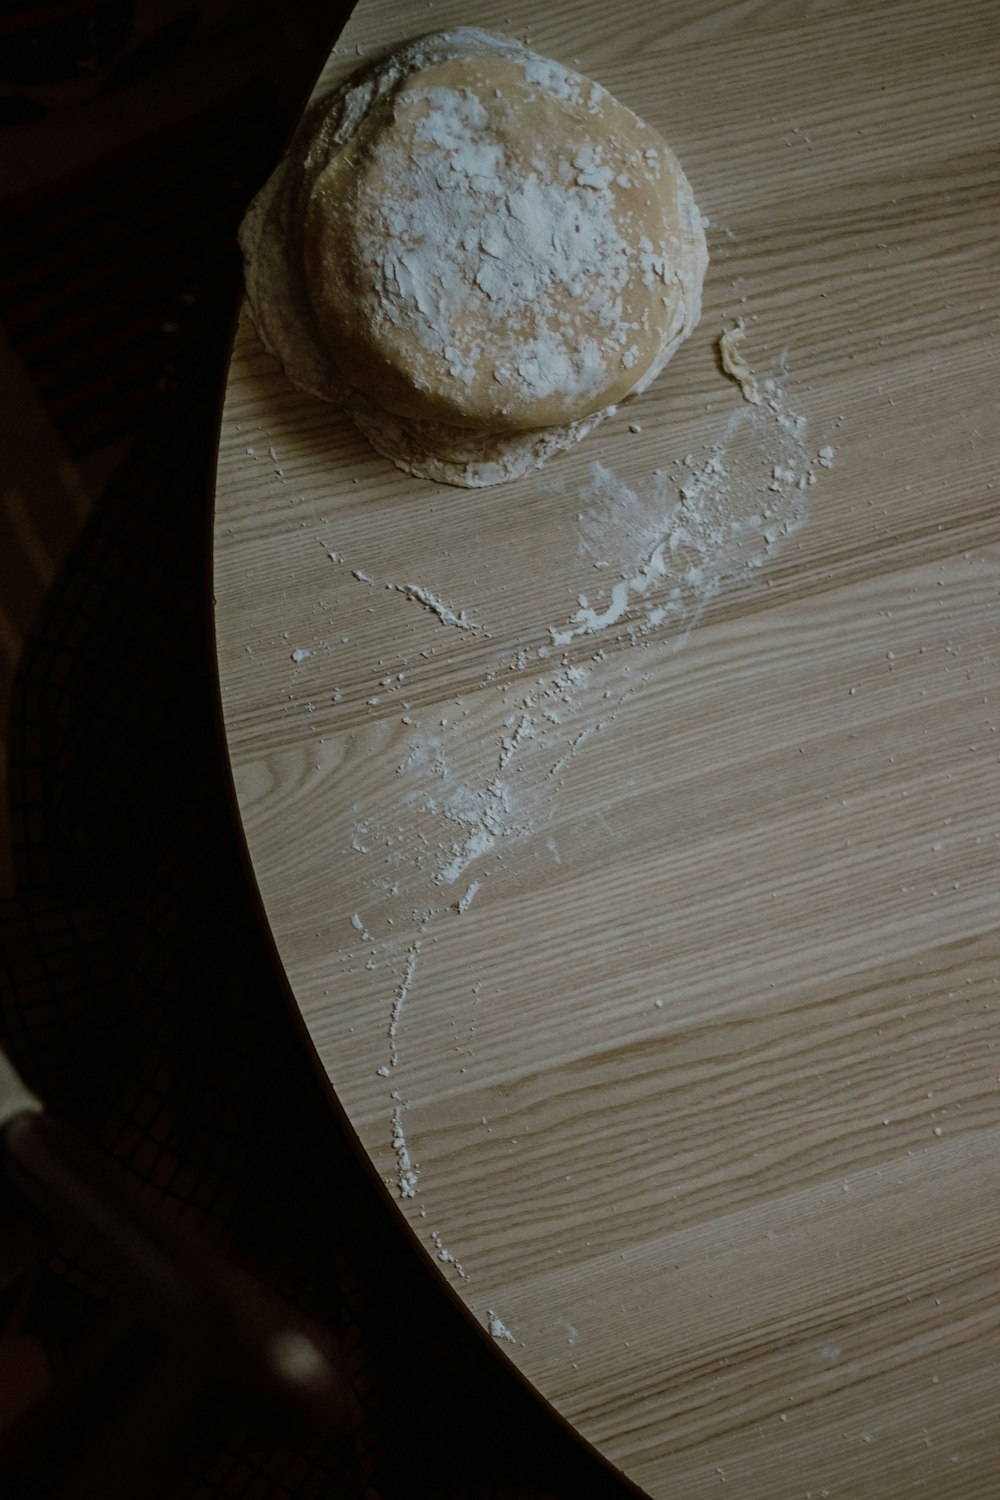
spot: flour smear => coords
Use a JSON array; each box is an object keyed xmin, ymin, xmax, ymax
[
  {"xmin": 555, "ymin": 356, "xmax": 819, "ymax": 647},
  {"xmin": 318, "ymin": 330, "xmax": 834, "ymax": 1241}
]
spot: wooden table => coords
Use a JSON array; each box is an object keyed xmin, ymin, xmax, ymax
[{"xmin": 213, "ymin": 2, "xmax": 1000, "ymax": 1494}]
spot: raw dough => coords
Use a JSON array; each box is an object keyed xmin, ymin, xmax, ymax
[
  {"xmin": 718, "ymin": 320, "xmax": 762, "ymax": 405},
  {"xmin": 239, "ymin": 29, "xmax": 708, "ymax": 487}
]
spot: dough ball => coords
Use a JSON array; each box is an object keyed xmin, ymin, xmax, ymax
[{"xmin": 239, "ymin": 29, "xmax": 708, "ymax": 487}]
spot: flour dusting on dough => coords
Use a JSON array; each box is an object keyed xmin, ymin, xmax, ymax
[{"xmin": 239, "ymin": 28, "xmax": 707, "ymax": 486}]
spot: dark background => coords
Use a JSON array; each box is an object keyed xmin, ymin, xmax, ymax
[{"xmin": 0, "ymin": 4, "xmax": 632, "ymax": 1494}]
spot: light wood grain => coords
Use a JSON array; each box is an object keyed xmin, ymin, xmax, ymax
[{"xmin": 214, "ymin": 1, "xmax": 1000, "ymax": 1495}]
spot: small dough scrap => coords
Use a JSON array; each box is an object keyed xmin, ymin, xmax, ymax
[
  {"xmin": 239, "ymin": 29, "xmax": 708, "ymax": 486},
  {"xmin": 718, "ymin": 320, "xmax": 762, "ymax": 405}
]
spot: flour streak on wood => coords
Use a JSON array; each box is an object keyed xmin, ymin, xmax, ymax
[{"xmin": 215, "ymin": 1, "xmax": 1000, "ymax": 1495}]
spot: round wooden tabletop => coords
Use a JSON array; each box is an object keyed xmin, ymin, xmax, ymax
[{"xmin": 214, "ymin": 2, "xmax": 1000, "ymax": 1495}]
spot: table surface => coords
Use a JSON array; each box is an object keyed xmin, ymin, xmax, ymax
[{"xmin": 213, "ymin": 2, "xmax": 1000, "ymax": 1494}]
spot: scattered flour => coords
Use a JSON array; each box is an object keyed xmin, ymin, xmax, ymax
[
  {"xmin": 395, "ymin": 736, "xmax": 531, "ymax": 888},
  {"xmin": 392, "ymin": 581, "xmax": 482, "ymax": 631},
  {"xmin": 550, "ymin": 352, "xmax": 822, "ymax": 647},
  {"xmin": 387, "ymin": 943, "xmax": 420, "ymax": 1068},
  {"xmin": 391, "ymin": 1091, "xmax": 418, "ymax": 1197},
  {"xmin": 487, "ymin": 1310, "xmax": 517, "ymax": 1342},
  {"xmin": 293, "ymin": 327, "xmax": 837, "ymax": 1297},
  {"xmin": 431, "ymin": 1229, "xmax": 469, "ymax": 1279},
  {"xmin": 454, "ymin": 880, "xmax": 481, "ymax": 913}
]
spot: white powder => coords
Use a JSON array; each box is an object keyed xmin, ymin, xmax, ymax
[
  {"xmin": 454, "ymin": 880, "xmax": 481, "ymax": 913},
  {"xmin": 498, "ymin": 711, "xmax": 536, "ymax": 770},
  {"xmin": 436, "ymin": 779, "xmax": 519, "ymax": 887},
  {"xmin": 487, "ymin": 1310, "xmax": 516, "ymax": 1342},
  {"xmin": 330, "ymin": 326, "xmax": 835, "ymax": 1228},
  {"xmin": 348, "ymin": 662, "xmax": 610, "ymax": 973},
  {"xmin": 430, "ymin": 1229, "xmax": 469, "ymax": 1278},
  {"xmin": 387, "ymin": 943, "xmax": 421, "ymax": 1067},
  {"xmin": 393, "ymin": 581, "xmax": 479, "ymax": 631},
  {"xmin": 391, "ymin": 1097, "xmax": 418, "ymax": 1197},
  {"xmin": 354, "ymin": 69, "xmax": 664, "ymax": 407},
  {"xmin": 549, "ymin": 350, "xmax": 817, "ymax": 647},
  {"xmin": 519, "ymin": 52, "xmax": 594, "ymax": 107}
]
